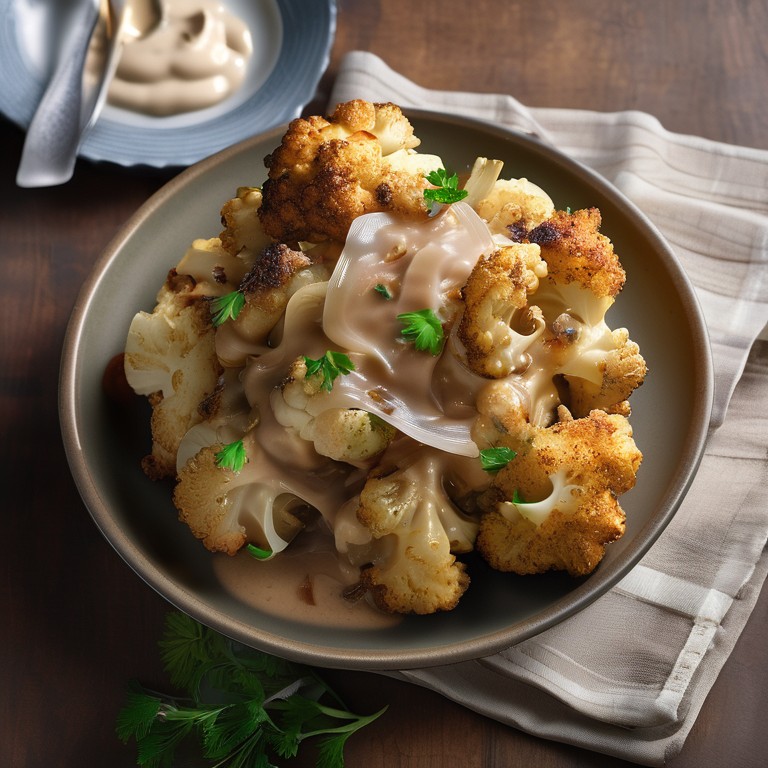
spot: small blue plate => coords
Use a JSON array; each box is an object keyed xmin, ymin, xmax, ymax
[{"xmin": 1, "ymin": 0, "xmax": 336, "ymax": 167}]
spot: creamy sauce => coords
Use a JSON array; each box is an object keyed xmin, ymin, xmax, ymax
[
  {"xmin": 212, "ymin": 528, "xmax": 401, "ymax": 629},
  {"xmin": 108, "ymin": 0, "xmax": 253, "ymax": 116}
]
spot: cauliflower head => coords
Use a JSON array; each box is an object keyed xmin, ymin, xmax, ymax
[
  {"xmin": 336, "ymin": 443, "xmax": 479, "ymax": 614},
  {"xmin": 475, "ymin": 395, "xmax": 642, "ymax": 577},
  {"xmin": 258, "ymin": 100, "xmax": 443, "ymax": 243},
  {"xmin": 272, "ymin": 356, "xmax": 396, "ymax": 465},
  {"xmin": 218, "ymin": 186, "xmax": 273, "ymax": 259},
  {"xmin": 124, "ymin": 272, "xmax": 222, "ymax": 479},
  {"xmin": 458, "ymin": 243, "xmax": 548, "ymax": 378},
  {"xmin": 214, "ymin": 243, "xmax": 331, "ymax": 367},
  {"xmin": 174, "ymin": 441, "xmax": 307, "ymax": 556}
]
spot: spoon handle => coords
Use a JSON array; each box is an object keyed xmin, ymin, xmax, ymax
[{"xmin": 16, "ymin": 1, "xmax": 101, "ymax": 188}]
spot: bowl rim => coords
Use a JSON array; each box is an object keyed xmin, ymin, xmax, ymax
[{"xmin": 59, "ymin": 109, "xmax": 714, "ymax": 669}]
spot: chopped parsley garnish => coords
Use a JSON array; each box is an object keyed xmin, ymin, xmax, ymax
[
  {"xmin": 246, "ymin": 544, "xmax": 272, "ymax": 560},
  {"xmin": 116, "ymin": 611, "xmax": 385, "ymax": 768},
  {"xmin": 513, "ymin": 488, "xmax": 526, "ymax": 503},
  {"xmin": 373, "ymin": 283, "xmax": 392, "ymax": 300},
  {"xmin": 303, "ymin": 350, "xmax": 356, "ymax": 392},
  {"xmin": 479, "ymin": 446, "xmax": 517, "ymax": 473},
  {"xmin": 210, "ymin": 290, "xmax": 245, "ymax": 326},
  {"xmin": 397, "ymin": 309, "xmax": 445, "ymax": 355},
  {"xmin": 423, "ymin": 168, "xmax": 468, "ymax": 205},
  {"xmin": 214, "ymin": 439, "xmax": 247, "ymax": 472}
]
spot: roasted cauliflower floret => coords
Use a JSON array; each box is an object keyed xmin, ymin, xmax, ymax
[
  {"xmin": 566, "ymin": 327, "xmax": 647, "ymax": 416},
  {"xmin": 175, "ymin": 188, "xmax": 273, "ymax": 295},
  {"xmin": 218, "ymin": 186, "xmax": 273, "ymax": 259},
  {"xmin": 124, "ymin": 272, "xmax": 222, "ymax": 479},
  {"xmin": 175, "ymin": 237, "xmax": 249, "ymax": 298},
  {"xmin": 214, "ymin": 243, "xmax": 331, "ymax": 367},
  {"xmin": 474, "ymin": 176, "xmax": 556, "ymax": 237},
  {"xmin": 174, "ymin": 442, "xmax": 306, "ymax": 556},
  {"xmin": 528, "ymin": 208, "xmax": 626, "ymax": 298},
  {"xmin": 336, "ymin": 444, "xmax": 478, "ymax": 614},
  {"xmin": 458, "ymin": 243, "xmax": 549, "ymax": 378},
  {"xmin": 475, "ymin": 396, "xmax": 641, "ymax": 577},
  {"xmin": 258, "ymin": 100, "xmax": 442, "ymax": 243},
  {"xmin": 273, "ymin": 357, "xmax": 396, "ymax": 464}
]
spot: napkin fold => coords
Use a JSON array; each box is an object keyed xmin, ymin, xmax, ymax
[{"xmin": 329, "ymin": 52, "xmax": 768, "ymax": 766}]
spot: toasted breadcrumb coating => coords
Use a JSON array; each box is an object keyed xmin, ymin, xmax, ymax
[
  {"xmin": 459, "ymin": 243, "xmax": 548, "ymax": 378},
  {"xmin": 476, "ymin": 403, "xmax": 641, "ymax": 577},
  {"xmin": 529, "ymin": 208, "xmax": 626, "ymax": 298}
]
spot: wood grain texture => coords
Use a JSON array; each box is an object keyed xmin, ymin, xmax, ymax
[{"xmin": 1, "ymin": 1, "xmax": 766, "ymax": 766}]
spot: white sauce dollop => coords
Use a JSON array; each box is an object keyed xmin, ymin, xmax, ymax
[{"xmin": 108, "ymin": 0, "xmax": 253, "ymax": 116}]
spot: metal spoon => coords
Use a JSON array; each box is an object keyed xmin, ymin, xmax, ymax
[{"xmin": 16, "ymin": 0, "xmax": 164, "ymax": 188}]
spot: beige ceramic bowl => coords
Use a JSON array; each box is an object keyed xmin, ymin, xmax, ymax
[{"xmin": 59, "ymin": 111, "xmax": 712, "ymax": 670}]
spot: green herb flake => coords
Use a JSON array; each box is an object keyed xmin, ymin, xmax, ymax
[
  {"xmin": 397, "ymin": 309, "xmax": 445, "ymax": 355},
  {"xmin": 423, "ymin": 168, "xmax": 468, "ymax": 205},
  {"xmin": 303, "ymin": 350, "xmax": 356, "ymax": 392},
  {"xmin": 210, "ymin": 290, "xmax": 245, "ymax": 326},
  {"xmin": 246, "ymin": 544, "xmax": 273, "ymax": 560},
  {"xmin": 479, "ymin": 446, "xmax": 517, "ymax": 473},
  {"xmin": 214, "ymin": 439, "xmax": 247, "ymax": 472},
  {"xmin": 117, "ymin": 611, "xmax": 386, "ymax": 768},
  {"xmin": 373, "ymin": 283, "xmax": 392, "ymax": 300}
]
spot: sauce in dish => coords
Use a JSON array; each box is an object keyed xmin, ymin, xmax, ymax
[
  {"xmin": 108, "ymin": 0, "xmax": 253, "ymax": 116},
  {"xmin": 212, "ymin": 525, "xmax": 401, "ymax": 629}
]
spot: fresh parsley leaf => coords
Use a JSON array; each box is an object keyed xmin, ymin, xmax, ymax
[
  {"xmin": 303, "ymin": 350, "xmax": 355, "ymax": 392},
  {"xmin": 373, "ymin": 283, "xmax": 392, "ymax": 300},
  {"xmin": 479, "ymin": 446, "xmax": 517, "ymax": 473},
  {"xmin": 215, "ymin": 440, "xmax": 248, "ymax": 472},
  {"xmin": 513, "ymin": 488, "xmax": 526, "ymax": 503},
  {"xmin": 210, "ymin": 290, "xmax": 246, "ymax": 326},
  {"xmin": 117, "ymin": 612, "xmax": 385, "ymax": 768},
  {"xmin": 397, "ymin": 309, "xmax": 444, "ymax": 355},
  {"xmin": 247, "ymin": 544, "xmax": 273, "ymax": 560},
  {"xmin": 423, "ymin": 167, "xmax": 468, "ymax": 205}
]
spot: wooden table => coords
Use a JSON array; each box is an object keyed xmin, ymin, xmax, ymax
[{"xmin": 2, "ymin": 1, "xmax": 766, "ymax": 766}]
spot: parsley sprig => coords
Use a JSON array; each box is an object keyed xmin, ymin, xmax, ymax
[
  {"xmin": 397, "ymin": 309, "xmax": 444, "ymax": 355},
  {"xmin": 117, "ymin": 612, "xmax": 385, "ymax": 768},
  {"xmin": 215, "ymin": 440, "xmax": 248, "ymax": 473},
  {"xmin": 211, "ymin": 290, "xmax": 246, "ymax": 326},
  {"xmin": 479, "ymin": 446, "xmax": 517, "ymax": 473},
  {"xmin": 423, "ymin": 168, "xmax": 468, "ymax": 205},
  {"xmin": 303, "ymin": 351, "xmax": 355, "ymax": 392}
]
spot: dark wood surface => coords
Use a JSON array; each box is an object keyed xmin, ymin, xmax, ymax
[{"xmin": 2, "ymin": 1, "xmax": 766, "ymax": 766}]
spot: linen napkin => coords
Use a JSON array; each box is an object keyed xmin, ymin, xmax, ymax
[{"xmin": 328, "ymin": 52, "xmax": 768, "ymax": 766}]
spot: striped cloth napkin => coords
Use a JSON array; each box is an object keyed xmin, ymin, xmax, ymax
[{"xmin": 328, "ymin": 51, "xmax": 768, "ymax": 766}]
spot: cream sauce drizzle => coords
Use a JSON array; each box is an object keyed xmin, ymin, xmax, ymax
[{"xmin": 109, "ymin": 0, "xmax": 253, "ymax": 116}]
